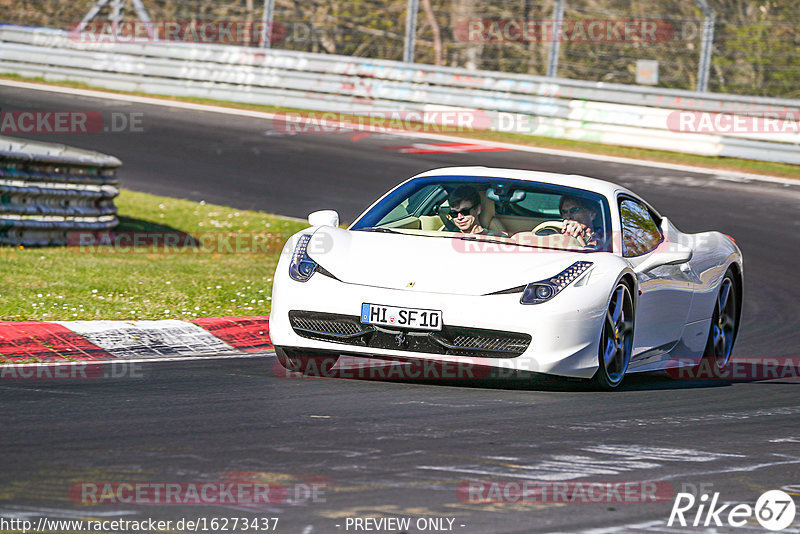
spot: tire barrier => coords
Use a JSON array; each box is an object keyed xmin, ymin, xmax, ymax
[{"xmin": 0, "ymin": 135, "xmax": 120, "ymax": 246}]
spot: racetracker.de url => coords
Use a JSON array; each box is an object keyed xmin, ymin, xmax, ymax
[{"xmin": 0, "ymin": 516, "xmax": 279, "ymax": 533}]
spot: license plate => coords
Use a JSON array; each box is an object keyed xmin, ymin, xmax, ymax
[{"xmin": 361, "ymin": 303, "xmax": 442, "ymax": 331}]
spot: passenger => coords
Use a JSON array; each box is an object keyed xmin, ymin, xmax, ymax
[{"xmin": 447, "ymin": 186, "xmax": 507, "ymax": 237}]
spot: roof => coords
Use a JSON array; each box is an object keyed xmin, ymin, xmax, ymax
[{"xmin": 411, "ymin": 166, "xmax": 634, "ymax": 200}]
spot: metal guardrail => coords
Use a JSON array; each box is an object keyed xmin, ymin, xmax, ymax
[
  {"xmin": 0, "ymin": 135, "xmax": 120, "ymax": 246},
  {"xmin": 1, "ymin": 25, "xmax": 799, "ymax": 165}
]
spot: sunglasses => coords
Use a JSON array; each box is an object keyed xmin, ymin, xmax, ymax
[
  {"xmin": 449, "ymin": 205, "xmax": 475, "ymax": 218},
  {"xmin": 560, "ymin": 206, "xmax": 585, "ymax": 217}
]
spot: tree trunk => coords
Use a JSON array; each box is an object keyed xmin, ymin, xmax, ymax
[
  {"xmin": 450, "ymin": 0, "xmax": 482, "ymax": 69},
  {"xmin": 421, "ymin": 0, "xmax": 442, "ymax": 65}
]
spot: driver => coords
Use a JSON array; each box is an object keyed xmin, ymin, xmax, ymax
[
  {"xmin": 559, "ymin": 195, "xmax": 606, "ymax": 249},
  {"xmin": 447, "ymin": 186, "xmax": 507, "ymax": 237},
  {"xmin": 510, "ymin": 195, "xmax": 606, "ymax": 249}
]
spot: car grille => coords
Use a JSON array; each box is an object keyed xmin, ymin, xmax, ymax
[
  {"xmin": 290, "ymin": 315, "xmax": 367, "ymax": 338},
  {"xmin": 288, "ymin": 311, "xmax": 530, "ymax": 358},
  {"xmin": 441, "ymin": 333, "xmax": 531, "ymax": 356}
]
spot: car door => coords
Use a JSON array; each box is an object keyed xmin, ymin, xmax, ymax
[{"xmin": 619, "ymin": 197, "xmax": 693, "ymax": 361}]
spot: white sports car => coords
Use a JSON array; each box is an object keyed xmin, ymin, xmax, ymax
[{"xmin": 270, "ymin": 167, "xmax": 743, "ymax": 389}]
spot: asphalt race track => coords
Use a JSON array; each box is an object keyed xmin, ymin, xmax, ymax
[{"xmin": 2, "ymin": 84, "xmax": 800, "ymax": 533}]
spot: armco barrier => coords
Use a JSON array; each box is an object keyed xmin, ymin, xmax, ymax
[
  {"xmin": 0, "ymin": 135, "xmax": 120, "ymax": 246},
  {"xmin": 1, "ymin": 25, "xmax": 799, "ymax": 164}
]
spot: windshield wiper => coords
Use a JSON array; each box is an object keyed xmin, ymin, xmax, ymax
[
  {"xmin": 455, "ymin": 235, "xmax": 510, "ymax": 246},
  {"xmin": 356, "ymin": 227, "xmax": 400, "ymax": 234}
]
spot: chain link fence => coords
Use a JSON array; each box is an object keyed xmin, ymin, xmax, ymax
[{"xmin": 1, "ymin": 0, "xmax": 798, "ymax": 98}]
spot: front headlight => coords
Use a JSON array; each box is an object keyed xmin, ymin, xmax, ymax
[
  {"xmin": 289, "ymin": 234, "xmax": 318, "ymax": 282},
  {"xmin": 520, "ymin": 261, "xmax": 593, "ymax": 304}
]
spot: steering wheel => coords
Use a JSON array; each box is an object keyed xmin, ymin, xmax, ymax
[
  {"xmin": 532, "ymin": 220, "xmax": 564, "ymax": 236},
  {"xmin": 531, "ymin": 220, "xmax": 586, "ymax": 247}
]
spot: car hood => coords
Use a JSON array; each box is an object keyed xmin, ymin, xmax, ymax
[{"xmin": 308, "ymin": 227, "xmax": 595, "ymax": 296}]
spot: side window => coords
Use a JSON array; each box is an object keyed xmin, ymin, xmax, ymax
[
  {"xmin": 620, "ymin": 199, "xmax": 662, "ymax": 257},
  {"xmin": 406, "ymin": 185, "xmax": 440, "ymax": 214},
  {"xmin": 376, "ymin": 185, "xmax": 440, "ymax": 225}
]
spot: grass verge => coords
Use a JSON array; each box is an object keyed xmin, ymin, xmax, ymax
[
  {"xmin": 0, "ymin": 189, "xmax": 308, "ymax": 321},
  {"xmin": 2, "ymin": 73, "xmax": 799, "ymax": 180}
]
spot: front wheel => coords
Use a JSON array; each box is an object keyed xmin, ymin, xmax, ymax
[
  {"xmin": 275, "ymin": 347, "xmax": 340, "ymax": 377},
  {"xmin": 594, "ymin": 282, "xmax": 635, "ymax": 390}
]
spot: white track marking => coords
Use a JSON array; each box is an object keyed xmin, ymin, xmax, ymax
[
  {"xmin": 583, "ymin": 445, "xmax": 745, "ymax": 461},
  {"xmin": 535, "ymin": 457, "xmax": 800, "ymax": 533},
  {"xmin": 394, "ymin": 401, "xmax": 483, "ymax": 408},
  {"xmin": 551, "ymin": 520, "xmax": 669, "ymax": 534},
  {"xmin": 54, "ymin": 320, "xmax": 239, "ymax": 358},
  {"xmin": 419, "ymin": 446, "xmax": 751, "ymax": 482},
  {"xmin": 570, "ymin": 522, "xmax": 800, "ymax": 534},
  {"xmin": 551, "ymin": 405, "xmax": 800, "ymax": 431},
  {"xmin": 2, "ymin": 78, "xmax": 798, "ymax": 187},
  {"xmin": 655, "ymin": 456, "xmax": 800, "ymax": 482},
  {"xmin": 562, "ymin": 506, "xmax": 800, "ymax": 533},
  {"xmin": 0, "ymin": 385, "xmax": 87, "ymax": 395}
]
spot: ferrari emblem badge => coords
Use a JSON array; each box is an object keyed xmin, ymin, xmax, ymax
[{"xmin": 407, "ymin": 281, "xmax": 415, "ymax": 287}]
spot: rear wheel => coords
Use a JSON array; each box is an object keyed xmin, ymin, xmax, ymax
[
  {"xmin": 275, "ymin": 347, "xmax": 340, "ymax": 377},
  {"xmin": 701, "ymin": 271, "xmax": 739, "ymax": 373},
  {"xmin": 594, "ymin": 282, "xmax": 635, "ymax": 390}
]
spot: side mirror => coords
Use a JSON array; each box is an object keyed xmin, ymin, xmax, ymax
[
  {"xmin": 634, "ymin": 246, "xmax": 693, "ymax": 274},
  {"xmin": 308, "ymin": 210, "xmax": 339, "ymax": 227}
]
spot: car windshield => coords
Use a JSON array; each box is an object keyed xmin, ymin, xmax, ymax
[{"xmin": 350, "ymin": 177, "xmax": 613, "ymax": 252}]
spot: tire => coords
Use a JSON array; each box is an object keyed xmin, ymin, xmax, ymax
[
  {"xmin": 700, "ymin": 270, "xmax": 739, "ymax": 374},
  {"xmin": 594, "ymin": 282, "xmax": 635, "ymax": 390},
  {"xmin": 275, "ymin": 347, "xmax": 340, "ymax": 377}
]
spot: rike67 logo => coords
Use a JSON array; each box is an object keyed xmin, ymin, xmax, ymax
[{"xmin": 668, "ymin": 489, "xmax": 796, "ymax": 531}]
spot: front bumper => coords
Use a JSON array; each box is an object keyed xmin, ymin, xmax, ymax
[{"xmin": 271, "ymin": 269, "xmax": 610, "ymax": 379}]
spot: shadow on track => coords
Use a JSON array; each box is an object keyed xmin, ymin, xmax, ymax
[{"xmin": 268, "ymin": 356, "xmax": 793, "ymax": 393}]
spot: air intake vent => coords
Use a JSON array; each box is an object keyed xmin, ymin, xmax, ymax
[{"xmin": 289, "ymin": 311, "xmax": 530, "ymax": 358}]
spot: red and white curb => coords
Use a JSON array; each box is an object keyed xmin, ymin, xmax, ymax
[{"xmin": 0, "ymin": 317, "xmax": 272, "ymax": 362}]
